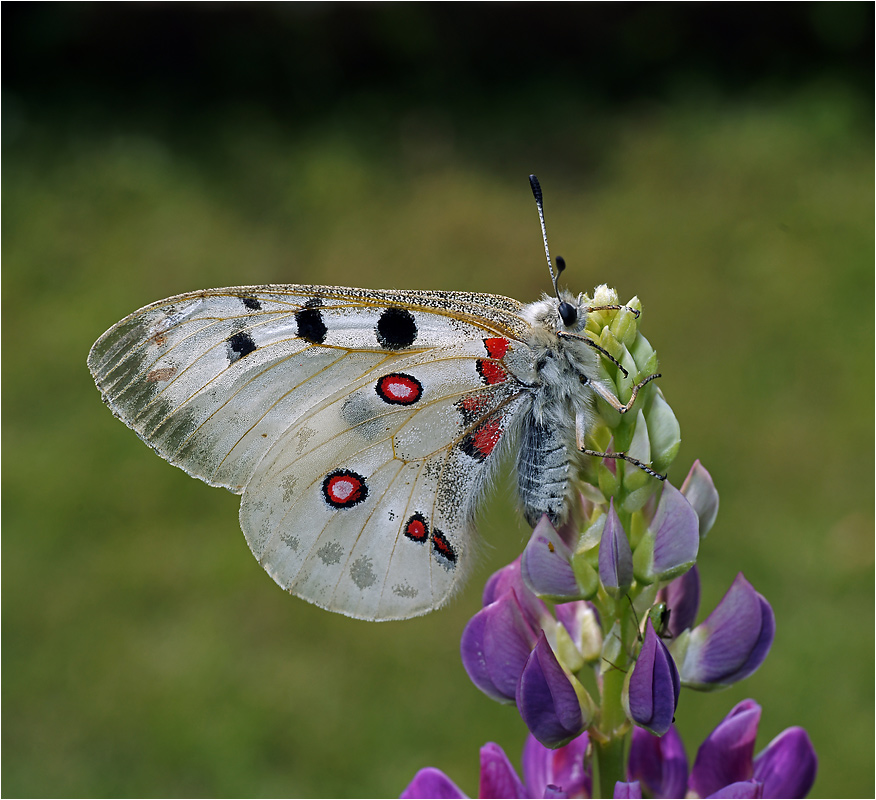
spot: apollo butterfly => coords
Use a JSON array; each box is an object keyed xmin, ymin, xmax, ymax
[{"xmin": 87, "ymin": 176, "xmax": 662, "ymax": 621}]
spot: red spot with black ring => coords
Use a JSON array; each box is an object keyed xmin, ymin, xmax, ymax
[
  {"xmin": 322, "ymin": 469, "xmax": 369, "ymax": 509},
  {"xmin": 403, "ymin": 512, "xmax": 429, "ymax": 543},
  {"xmin": 376, "ymin": 373, "xmax": 423, "ymax": 405}
]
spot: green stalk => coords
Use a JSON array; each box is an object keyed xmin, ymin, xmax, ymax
[{"xmin": 592, "ymin": 666, "xmax": 629, "ymax": 797}]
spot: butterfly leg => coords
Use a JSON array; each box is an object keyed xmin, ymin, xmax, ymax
[
  {"xmin": 575, "ymin": 374, "xmax": 667, "ymax": 480},
  {"xmin": 557, "ymin": 331, "xmax": 630, "ymax": 378},
  {"xmin": 588, "ymin": 372, "xmax": 661, "ymax": 415},
  {"xmin": 579, "ymin": 447, "xmax": 667, "ymax": 481},
  {"xmin": 585, "ymin": 304, "xmax": 641, "ymax": 319}
]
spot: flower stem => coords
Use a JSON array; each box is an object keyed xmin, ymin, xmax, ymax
[
  {"xmin": 593, "ymin": 666, "xmax": 629, "ymax": 797},
  {"xmin": 593, "ymin": 732, "xmax": 627, "ymax": 797}
]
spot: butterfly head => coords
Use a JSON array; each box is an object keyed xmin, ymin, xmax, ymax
[{"xmin": 523, "ymin": 290, "xmax": 589, "ymax": 335}]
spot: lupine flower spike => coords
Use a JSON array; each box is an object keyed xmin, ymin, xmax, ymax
[{"xmin": 406, "ymin": 287, "xmax": 816, "ymax": 798}]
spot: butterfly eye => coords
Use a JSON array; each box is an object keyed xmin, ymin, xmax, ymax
[{"xmin": 558, "ymin": 301, "xmax": 578, "ymax": 327}]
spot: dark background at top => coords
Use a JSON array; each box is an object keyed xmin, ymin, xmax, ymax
[{"xmin": 5, "ymin": 3, "xmax": 872, "ymax": 135}]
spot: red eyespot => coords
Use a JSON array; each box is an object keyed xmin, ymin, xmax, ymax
[
  {"xmin": 403, "ymin": 513, "xmax": 429, "ymax": 543},
  {"xmin": 322, "ymin": 469, "xmax": 368, "ymax": 508},
  {"xmin": 376, "ymin": 373, "xmax": 423, "ymax": 405}
]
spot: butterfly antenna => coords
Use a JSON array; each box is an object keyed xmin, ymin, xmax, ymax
[
  {"xmin": 529, "ymin": 175, "xmax": 560, "ymax": 296},
  {"xmin": 530, "ymin": 175, "xmax": 577, "ymax": 327},
  {"xmin": 555, "ymin": 255, "xmax": 567, "ymax": 289}
]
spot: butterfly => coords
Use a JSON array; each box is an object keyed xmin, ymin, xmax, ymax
[{"xmin": 87, "ymin": 175, "xmax": 662, "ymax": 621}]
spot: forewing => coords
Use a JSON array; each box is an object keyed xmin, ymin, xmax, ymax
[
  {"xmin": 240, "ymin": 337, "xmax": 529, "ymax": 620},
  {"xmin": 87, "ymin": 285, "xmax": 526, "ymax": 494}
]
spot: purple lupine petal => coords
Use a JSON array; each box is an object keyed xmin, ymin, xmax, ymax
[
  {"xmin": 599, "ymin": 499, "xmax": 633, "ymax": 596},
  {"xmin": 461, "ymin": 590, "xmax": 539, "ymax": 703},
  {"xmin": 626, "ymin": 620, "xmax": 680, "ymax": 737},
  {"xmin": 543, "ymin": 786, "xmax": 569, "ymax": 799},
  {"xmin": 482, "ymin": 561, "xmax": 515, "ymax": 606},
  {"xmin": 681, "ymin": 460, "xmax": 720, "ymax": 538},
  {"xmin": 678, "ymin": 575, "xmax": 775, "ymax": 689},
  {"xmin": 482, "ymin": 591, "xmax": 541, "ymax": 696},
  {"xmin": 706, "ymin": 780, "xmax": 763, "ymax": 798},
  {"xmin": 483, "ymin": 557, "xmax": 551, "ymax": 628},
  {"xmin": 460, "ymin": 607, "xmax": 506, "ymax": 702},
  {"xmin": 650, "ymin": 483, "xmax": 700, "ymax": 577},
  {"xmin": 753, "ymin": 727, "xmax": 817, "ymax": 798},
  {"xmin": 401, "ymin": 767, "xmax": 469, "ymax": 799},
  {"xmin": 522, "ymin": 516, "xmax": 583, "ymax": 600},
  {"xmin": 479, "ymin": 742, "xmax": 528, "ymax": 799},
  {"xmin": 657, "ymin": 565, "xmax": 701, "ymax": 637},
  {"xmin": 627, "ymin": 724, "xmax": 688, "ymax": 799},
  {"xmin": 522, "ymin": 731, "xmax": 591, "ymax": 798},
  {"xmin": 483, "ymin": 558, "xmax": 532, "ymax": 609},
  {"xmin": 632, "ymin": 483, "xmax": 699, "ymax": 584},
  {"xmin": 517, "ymin": 633, "xmax": 588, "ymax": 748},
  {"xmin": 614, "ymin": 780, "xmax": 642, "ymax": 798},
  {"xmin": 688, "ymin": 700, "xmax": 761, "ymax": 798}
]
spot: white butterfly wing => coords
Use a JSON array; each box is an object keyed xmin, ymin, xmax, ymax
[
  {"xmin": 88, "ymin": 285, "xmax": 532, "ymax": 620},
  {"xmin": 88, "ymin": 286, "xmax": 527, "ymax": 490},
  {"xmin": 241, "ymin": 340, "xmax": 529, "ymax": 620}
]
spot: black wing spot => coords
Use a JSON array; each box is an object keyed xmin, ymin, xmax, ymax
[
  {"xmin": 296, "ymin": 298, "xmax": 328, "ymax": 344},
  {"xmin": 241, "ymin": 296, "xmax": 262, "ymax": 311},
  {"xmin": 227, "ymin": 331, "xmax": 258, "ymax": 364},
  {"xmin": 376, "ymin": 307, "xmax": 418, "ymax": 350}
]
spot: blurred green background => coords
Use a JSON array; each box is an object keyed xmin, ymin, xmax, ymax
[{"xmin": 3, "ymin": 4, "xmax": 873, "ymax": 798}]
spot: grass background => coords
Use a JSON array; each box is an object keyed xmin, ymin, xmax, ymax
[{"xmin": 3, "ymin": 5, "xmax": 873, "ymax": 797}]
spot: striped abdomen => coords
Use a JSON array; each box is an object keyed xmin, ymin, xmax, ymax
[{"xmin": 517, "ymin": 415, "xmax": 572, "ymax": 527}]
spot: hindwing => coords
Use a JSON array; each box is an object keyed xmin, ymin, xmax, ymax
[{"xmin": 88, "ymin": 284, "xmax": 532, "ymax": 619}]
